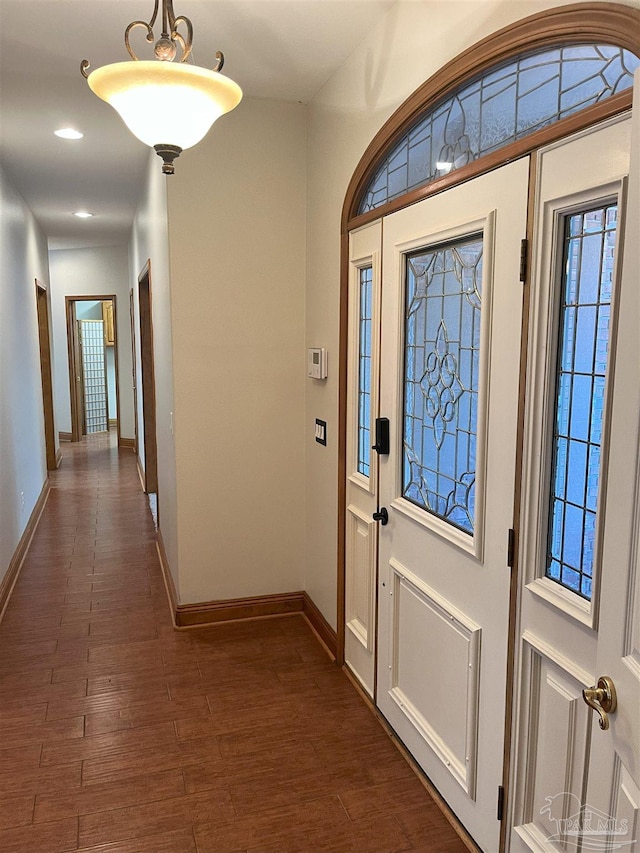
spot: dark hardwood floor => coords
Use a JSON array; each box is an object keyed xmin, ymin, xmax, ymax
[{"xmin": 0, "ymin": 432, "xmax": 470, "ymax": 853}]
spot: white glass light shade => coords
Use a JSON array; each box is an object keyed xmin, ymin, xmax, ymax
[
  {"xmin": 87, "ymin": 61, "xmax": 242, "ymax": 150},
  {"xmin": 55, "ymin": 128, "xmax": 84, "ymax": 139}
]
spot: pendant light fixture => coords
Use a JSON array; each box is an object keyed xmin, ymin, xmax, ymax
[{"xmin": 81, "ymin": 0, "xmax": 242, "ymax": 174}]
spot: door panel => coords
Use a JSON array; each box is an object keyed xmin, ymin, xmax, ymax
[
  {"xmin": 389, "ymin": 559, "xmax": 482, "ymax": 795},
  {"xmin": 377, "ymin": 158, "xmax": 530, "ymax": 852},
  {"xmin": 345, "ymin": 506, "xmax": 376, "ymax": 654},
  {"xmin": 345, "ymin": 221, "xmax": 382, "ymax": 695},
  {"xmin": 514, "ymin": 634, "xmax": 593, "ymax": 849},
  {"xmin": 510, "ymin": 114, "xmax": 636, "ymax": 852}
]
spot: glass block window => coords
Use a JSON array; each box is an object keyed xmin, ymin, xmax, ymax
[
  {"xmin": 403, "ymin": 235, "xmax": 483, "ymax": 535},
  {"xmin": 546, "ymin": 203, "xmax": 618, "ymax": 600},
  {"xmin": 80, "ymin": 320, "xmax": 108, "ymax": 434},
  {"xmin": 359, "ymin": 45, "xmax": 639, "ymax": 214},
  {"xmin": 357, "ymin": 266, "xmax": 373, "ymax": 477}
]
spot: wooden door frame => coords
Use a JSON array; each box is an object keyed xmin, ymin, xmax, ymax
[
  {"xmin": 65, "ymin": 295, "xmax": 121, "ymax": 444},
  {"xmin": 129, "ymin": 288, "xmax": 139, "ymax": 457},
  {"xmin": 35, "ymin": 280, "xmax": 58, "ymax": 470},
  {"xmin": 137, "ymin": 261, "xmax": 158, "ymax": 494},
  {"xmin": 65, "ymin": 298, "xmax": 82, "ymax": 442}
]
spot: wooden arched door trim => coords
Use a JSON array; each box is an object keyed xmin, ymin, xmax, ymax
[
  {"xmin": 342, "ymin": 2, "xmax": 640, "ymax": 231},
  {"xmin": 336, "ymin": 2, "xmax": 640, "ymax": 662}
]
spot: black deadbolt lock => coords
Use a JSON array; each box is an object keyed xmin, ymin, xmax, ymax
[{"xmin": 372, "ymin": 418, "xmax": 390, "ymax": 455}]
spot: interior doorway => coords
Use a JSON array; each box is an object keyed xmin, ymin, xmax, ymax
[
  {"xmin": 65, "ymin": 296, "xmax": 120, "ymax": 443},
  {"xmin": 136, "ymin": 261, "xmax": 158, "ymax": 495},
  {"xmin": 129, "ymin": 288, "xmax": 139, "ymax": 458},
  {"xmin": 35, "ymin": 279, "xmax": 58, "ymax": 470}
]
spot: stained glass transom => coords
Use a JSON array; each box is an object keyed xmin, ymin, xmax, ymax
[
  {"xmin": 546, "ymin": 204, "xmax": 618, "ymax": 600},
  {"xmin": 403, "ymin": 236, "xmax": 482, "ymax": 535},
  {"xmin": 357, "ymin": 266, "xmax": 373, "ymax": 477},
  {"xmin": 359, "ymin": 45, "xmax": 639, "ymax": 214}
]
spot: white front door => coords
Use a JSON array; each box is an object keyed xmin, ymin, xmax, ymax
[
  {"xmin": 509, "ymin": 112, "xmax": 638, "ymax": 852},
  {"xmin": 376, "ymin": 157, "xmax": 530, "ymax": 853}
]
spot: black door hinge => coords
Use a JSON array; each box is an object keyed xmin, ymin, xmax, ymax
[
  {"xmin": 519, "ymin": 238, "xmax": 529, "ymax": 283},
  {"xmin": 497, "ymin": 785, "xmax": 505, "ymax": 821},
  {"xmin": 507, "ymin": 528, "xmax": 515, "ymax": 568}
]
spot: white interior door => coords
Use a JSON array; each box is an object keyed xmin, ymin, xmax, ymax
[
  {"xmin": 376, "ymin": 158, "xmax": 529, "ymax": 853},
  {"xmin": 509, "ymin": 112, "xmax": 638, "ymax": 852}
]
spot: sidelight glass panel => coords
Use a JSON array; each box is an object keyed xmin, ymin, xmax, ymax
[
  {"xmin": 357, "ymin": 266, "xmax": 373, "ymax": 477},
  {"xmin": 358, "ymin": 46, "xmax": 639, "ymax": 214},
  {"xmin": 402, "ymin": 235, "xmax": 483, "ymax": 535},
  {"xmin": 546, "ymin": 203, "xmax": 618, "ymax": 599}
]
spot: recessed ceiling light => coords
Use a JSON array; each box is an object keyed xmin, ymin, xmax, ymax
[
  {"xmin": 73, "ymin": 211, "xmax": 94, "ymax": 218},
  {"xmin": 55, "ymin": 128, "xmax": 84, "ymax": 140}
]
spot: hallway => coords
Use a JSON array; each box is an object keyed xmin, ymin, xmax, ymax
[{"xmin": 0, "ymin": 435, "xmax": 469, "ymax": 853}]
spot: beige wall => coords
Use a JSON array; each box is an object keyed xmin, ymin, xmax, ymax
[
  {"xmin": 48, "ymin": 246, "xmax": 134, "ymax": 439},
  {"xmin": 0, "ymin": 165, "xmax": 51, "ymax": 580},
  {"xmin": 130, "ymin": 151, "xmax": 180, "ymax": 596},
  {"xmin": 126, "ymin": 0, "xmax": 636, "ymax": 622},
  {"xmin": 166, "ymin": 97, "xmax": 307, "ymax": 604},
  {"xmin": 303, "ymin": 0, "xmax": 636, "ymax": 628}
]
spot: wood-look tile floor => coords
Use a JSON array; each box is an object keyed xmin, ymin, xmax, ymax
[{"xmin": 0, "ymin": 432, "xmax": 470, "ymax": 853}]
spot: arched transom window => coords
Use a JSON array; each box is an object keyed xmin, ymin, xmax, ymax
[{"xmin": 358, "ymin": 44, "xmax": 639, "ymax": 215}]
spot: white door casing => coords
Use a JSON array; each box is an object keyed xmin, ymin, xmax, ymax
[
  {"xmin": 376, "ymin": 158, "xmax": 530, "ymax": 853},
  {"xmin": 509, "ymin": 113, "xmax": 638, "ymax": 852}
]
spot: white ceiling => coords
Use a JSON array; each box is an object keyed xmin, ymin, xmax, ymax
[{"xmin": 0, "ymin": 0, "xmax": 394, "ymax": 249}]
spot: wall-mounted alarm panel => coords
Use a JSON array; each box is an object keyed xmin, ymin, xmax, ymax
[{"xmin": 307, "ymin": 348, "xmax": 328, "ymax": 380}]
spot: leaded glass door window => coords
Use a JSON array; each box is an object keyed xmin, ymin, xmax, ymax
[
  {"xmin": 403, "ymin": 236, "xmax": 482, "ymax": 536},
  {"xmin": 546, "ymin": 203, "xmax": 618, "ymax": 600}
]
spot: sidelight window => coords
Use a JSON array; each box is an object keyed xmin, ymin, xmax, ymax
[
  {"xmin": 357, "ymin": 266, "xmax": 374, "ymax": 477},
  {"xmin": 546, "ymin": 203, "xmax": 618, "ymax": 599}
]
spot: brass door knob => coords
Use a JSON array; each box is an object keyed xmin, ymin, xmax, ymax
[{"xmin": 583, "ymin": 676, "xmax": 617, "ymax": 731}]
